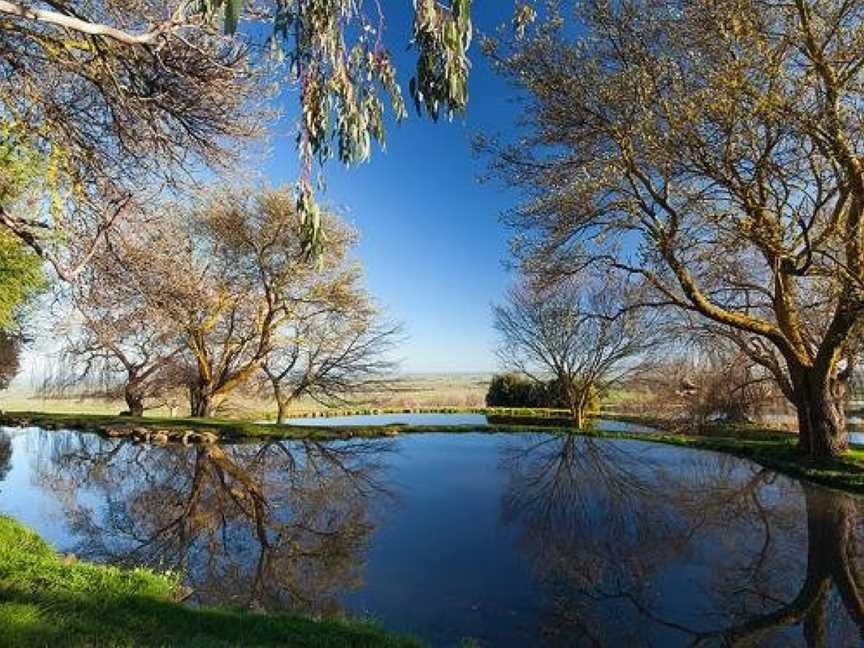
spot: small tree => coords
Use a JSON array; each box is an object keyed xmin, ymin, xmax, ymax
[
  {"xmin": 493, "ymin": 276, "xmax": 655, "ymax": 428},
  {"xmin": 263, "ymin": 298, "xmax": 401, "ymax": 423}
]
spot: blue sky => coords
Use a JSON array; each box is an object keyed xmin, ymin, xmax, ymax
[{"xmin": 264, "ymin": 4, "xmax": 522, "ymax": 373}]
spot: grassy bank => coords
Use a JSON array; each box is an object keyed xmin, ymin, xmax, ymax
[
  {"xmin": 5, "ymin": 409, "xmax": 864, "ymax": 494},
  {"xmin": 578, "ymin": 415, "xmax": 864, "ymax": 494},
  {"xmin": 0, "ymin": 516, "xmax": 417, "ymax": 648},
  {"xmin": 0, "ymin": 409, "xmax": 570, "ymax": 442}
]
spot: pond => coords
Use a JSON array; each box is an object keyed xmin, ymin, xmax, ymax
[
  {"xmin": 280, "ymin": 412, "xmax": 490, "ymax": 426},
  {"xmin": 277, "ymin": 413, "xmax": 656, "ymax": 435},
  {"xmin": 1, "ymin": 427, "xmax": 862, "ymax": 646}
]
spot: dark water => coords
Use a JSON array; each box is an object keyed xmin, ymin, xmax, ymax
[{"xmin": 1, "ymin": 427, "xmax": 863, "ymax": 647}]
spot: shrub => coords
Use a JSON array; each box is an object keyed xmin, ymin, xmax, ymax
[{"xmin": 485, "ymin": 373, "xmax": 578, "ymax": 409}]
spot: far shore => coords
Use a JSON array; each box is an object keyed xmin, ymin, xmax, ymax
[{"xmin": 4, "ymin": 408, "xmax": 864, "ymax": 496}]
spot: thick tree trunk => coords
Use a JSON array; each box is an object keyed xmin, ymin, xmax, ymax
[
  {"xmin": 124, "ymin": 389, "xmax": 144, "ymax": 417},
  {"xmin": 276, "ymin": 399, "xmax": 287, "ymax": 425},
  {"xmin": 188, "ymin": 382, "xmax": 215, "ymax": 418},
  {"xmin": 791, "ymin": 367, "xmax": 848, "ymax": 459}
]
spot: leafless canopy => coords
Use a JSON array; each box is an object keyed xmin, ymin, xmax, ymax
[
  {"xmin": 493, "ymin": 274, "xmax": 657, "ymax": 426},
  {"xmin": 52, "ymin": 186, "xmax": 400, "ymax": 417}
]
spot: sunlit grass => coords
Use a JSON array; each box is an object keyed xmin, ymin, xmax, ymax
[
  {"xmin": 0, "ymin": 516, "xmax": 418, "ymax": 647},
  {"xmin": 1, "ymin": 373, "xmax": 491, "ymax": 420}
]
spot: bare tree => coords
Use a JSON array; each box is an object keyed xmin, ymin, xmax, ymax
[
  {"xmin": 493, "ymin": 275, "xmax": 656, "ymax": 428},
  {"xmin": 47, "ymin": 186, "xmax": 396, "ymax": 419},
  {"xmin": 263, "ymin": 300, "xmax": 402, "ymax": 423},
  {"xmin": 53, "ymin": 252, "xmax": 184, "ymax": 416},
  {"xmin": 96, "ymin": 187, "xmax": 381, "ymax": 418},
  {"xmin": 483, "ymin": 0, "xmax": 864, "ymax": 457}
]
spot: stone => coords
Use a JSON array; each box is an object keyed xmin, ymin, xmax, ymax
[{"xmin": 102, "ymin": 426, "xmax": 129, "ymax": 438}]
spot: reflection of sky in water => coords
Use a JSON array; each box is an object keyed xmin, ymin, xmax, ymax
[
  {"xmin": 1, "ymin": 426, "xmax": 862, "ymax": 647},
  {"xmin": 278, "ymin": 413, "xmax": 659, "ymax": 434},
  {"xmin": 279, "ymin": 413, "xmax": 489, "ymax": 426}
]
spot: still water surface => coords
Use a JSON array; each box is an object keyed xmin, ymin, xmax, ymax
[
  {"xmin": 1, "ymin": 427, "xmax": 862, "ymax": 646},
  {"xmin": 278, "ymin": 413, "xmax": 655, "ymax": 434}
]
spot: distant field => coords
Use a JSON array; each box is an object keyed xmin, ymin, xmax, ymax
[{"xmin": 0, "ymin": 373, "xmax": 492, "ymax": 420}]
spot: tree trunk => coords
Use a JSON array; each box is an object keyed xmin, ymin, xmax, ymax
[
  {"xmin": 572, "ymin": 405, "xmax": 585, "ymax": 429},
  {"xmin": 188, "ymin": 382, "xmax": 215, "ymax": 418},
  {"xmin": 270, "ymin": 379, "xmax": 288, "ymax": 424},
  {"xmin": 791, "ymin": 367, "xmax": 848, "ymax": 459},
  {"xmin": 123, "ymin": 379, "xmax": 144, "ymax": 417},
  {"xmin": 568, "ymin": 386, "xmax": 587, "ymax": 429}
]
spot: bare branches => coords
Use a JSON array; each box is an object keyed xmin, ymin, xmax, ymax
[
  {"xmin": 55, "ymin": 186, "xmax": 399, "ymax": 418},
  {"xmin": 494, "ymin": 273, "xmax": 660, "ymax": 426},
  {"xmin": 0, "ymin": 0, "xmax": 263, "ymax": 275},
  {"xmin": 484, "ymin": 0, "xmax": 864, "ymax": 455}
]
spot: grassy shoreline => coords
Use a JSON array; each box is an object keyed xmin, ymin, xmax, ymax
[
  {"xmin": 0, "ymin": 409, "xmax": 574, "ymax": 441},
  {"xmin": 3, "ymin": 409, "xmax": 864, "ymax": 494},
  {"xmin": 0, "ymin": 516, "xmax": 417, "ymax": 648}
]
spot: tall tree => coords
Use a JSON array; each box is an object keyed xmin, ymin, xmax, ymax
[
  {"xmin": 493, "ymin": 276, "xmax": 654, "ymax": 428},
  {"xmin": 54, "ymin": 255, "xmax": 184, "ymax": 416},
  {"xmin": 484, "ymin": 0, "xmax": 864, "ymax": 457}
]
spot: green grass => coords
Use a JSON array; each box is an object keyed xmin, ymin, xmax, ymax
[
  {"xmin": 0, "ymin": 516, "xmax": 418, "ymax": 648},
  {"xmin": 0, "ymin": 409, "xmax": 573, "ymax": 441},
  {"xmin": 574, "ymin": 415, "xmax": 864, "ymax": 494},
  {"xmin": 6, "ymin": 409, "xmax": 864, "ymax": 494}
]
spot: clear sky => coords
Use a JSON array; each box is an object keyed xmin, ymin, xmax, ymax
[{"xmin": 262, "ymin": 3, "xmax": 521, "ymax": 373}]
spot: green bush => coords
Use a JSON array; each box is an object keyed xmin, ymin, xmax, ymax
[
  {"xmin": 485, "ymin": 373, "xmax": 566, "ymax": 408},
  {"xmin": 486, "ymin": 374, "xmax": 601, "ymax": 411}
]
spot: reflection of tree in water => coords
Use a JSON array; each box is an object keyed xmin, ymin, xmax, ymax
[
  {"xmin": 38, "ymin": 436, "xmax": 393, "ymax": 615},
  {"xmin": 0, "ymin": 431, "xmax": 11, "ymax": 483},
  {"xmin": 500, "ymin": 434, "xmax": 864, "ymax": 646}
]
